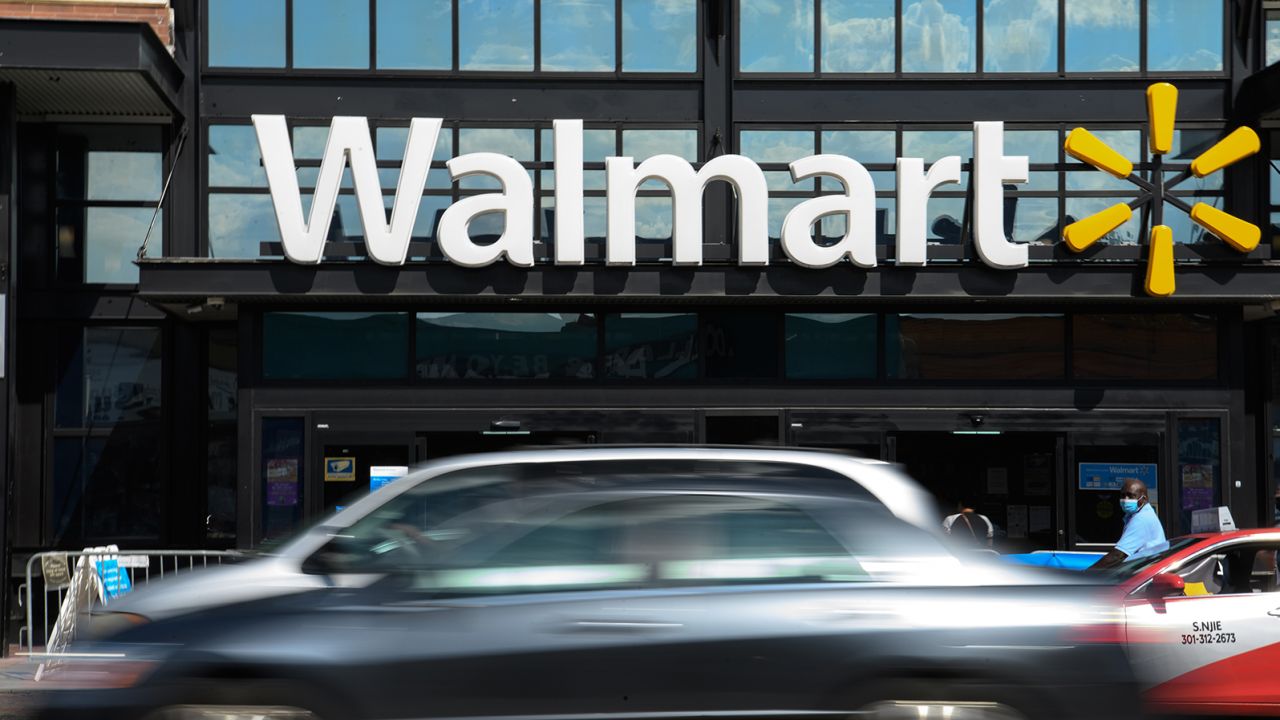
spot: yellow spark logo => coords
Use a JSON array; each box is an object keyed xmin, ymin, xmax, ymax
[{"xmin": 1062, "ymin": 83, "xmax": 1261, "ymax": 297}]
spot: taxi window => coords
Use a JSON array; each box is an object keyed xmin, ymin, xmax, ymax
[{"xmin": 1175, "ymin": 544, "xmax": 1280, "ymax": 597}]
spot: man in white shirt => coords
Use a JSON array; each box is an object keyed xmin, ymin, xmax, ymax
[{"xmin": 943, "ymin": 502, "xmax": 994, "ymax": 548}]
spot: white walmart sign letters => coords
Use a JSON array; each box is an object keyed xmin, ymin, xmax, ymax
[{"xmin": 252, "ymin": 116, "xmax": 1030, "ymax": 271}]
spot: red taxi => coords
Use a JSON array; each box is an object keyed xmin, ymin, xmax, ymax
[{"xmin": 1110, "ymin": 528, "xmax": 1280, "ymax": 715}]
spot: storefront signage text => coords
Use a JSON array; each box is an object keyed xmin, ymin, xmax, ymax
[{"xmin": 252, "ymin": 117, "xmax": 1030, "ymax": 271}]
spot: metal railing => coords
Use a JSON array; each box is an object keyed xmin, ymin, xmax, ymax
[{"xmin": 19, "ymin": 549, "xmax": 243, "ymax": 655}]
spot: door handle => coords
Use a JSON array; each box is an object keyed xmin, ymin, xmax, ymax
[{"xmin": 1268, "ymin": 608, "xmax": 1280, "ymax": 618}]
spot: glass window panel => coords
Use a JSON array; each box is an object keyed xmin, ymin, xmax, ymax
[
  {"xmin": 293, "ymin": 0, "xmax": 370, "ymax": 69},
  {"xmin": 703, "ymin": 312, "xmax": 779, "ymax": 379},
  {"xmin": 1165, "ymin": 194, "xmax": 1222, "ymax": 245},
  {"xmin": 1177, "ymin": 418, "xmax": 1221, "ymax": 534},
  {"xmin": 378, "ymin": 126, "xmax": 454, "ymax": 162},
  {"xmin": 1066, "ymin": 171, "xmax": 1132, "ymax": 193},
  {"xmin": 297, "ymin": 166, "xmax": 354, "ymax": 190},
  {"xmin": 902, "ymin": 0, "xmax": 976, "ymax": 73},
  {"xmin": 83, "ymin": 207, "xmax": 161, "ymax": 283},
  {"xmin": 1073, "ymin": 314, "xmax": 1217, "ymax": 380},
  {"xmin": 605, "ymin": 313, "xmax": 698, "ymax": 379},
  {"xmin": 740, "ymin": 0, "xmax": 815, "ymax": 72},
  {"xmin": 821, "ymin": 130, "xmax": 895, "ymax": 163},
  {"xmin": 57, "ymin": 127, "xmax": 163, "ymax": 201},
  {"xmin": 1007, "ymin": 197, "xmax": 1058, "ymax": 244},
  {"xmin": 262, "ymin": 417, "xmax": 305, "ymax": 542},
  {"xmin": 635, "ymin": 195, "xmax": 674, "ymax": 242},
  {"xmin": 210, "ymin": 125, "xmax": 267, "ymax": 188},
  {"xmin": 903, "ymin": 130, "xmax": 971, "ymax": 185},
  {"xmin": 786, "ymin": 314, "xmax": 877, "ymax": 379},
  {"xmin": 208, "ymin": 194, "xmax": 279, "ymax": 258},
  {"xmin": 585, "ymin": 196, "xmax": 607, "ymax": 244},
  {"xmin": 1271, "ymin": 151, "xmax": 1280, "ymax": 207},
  {"xmin": 768, "ymin": 197, "xmax": 809, "ymax": 243},
  {"xmin": 262, "ymin": 312, "xmax": 409, "ymax": 379},
  {"xmin": 622, "ymin": 0, "xmax": 697, "ymax": 72},
  {"xmin": 464, "ymin": 210, "xmax": 505, "ymax": 240},
  {"xmin": 86, "ymin": 152, "xmax": 161, "ymax": 202},
  {"xmin": 415, "ymin": 313, "xmax": 597, "ymax": 379},
  {"xmin": 1065, "ymin": 0, "xmax": 1138, "ymax": 72},
  {"xmin": 886, "ymin": 314, "xmax": 1065, "ymax": 380},
  {"xmin": 459, "ymin": 128, "xmax": 536, "ymax": 160},
  {"xmin": 1148, "ymin": 0, "xmax": 1222, "ymax": 72},
  {"xmin": 377, "ymin": 0, "xmax": 451, "ymax": 70},
  {"xmin": 1064, "ymin": 197, "xmax": 1139, "ymax": 245},
  {"xmin": 542, "ymin": 0, "xmax": 615, "ymax": 71},
  {"xmin": 822, "ymin": 0, "xmax": 895, "ymax": 73},
  {"xmin": 292, "ymin": 126, "xmax": 332, "ymax": 161},
  {"xmin": 56, "ymin": 327, "xmax": 163, "ymax": 428},
  {"xmin": 983, "ymin": 0, "xmax": 1057, "ymax": 72},
  {"xmin": 401, "ymin": 196, "xmax": 450, "ymax": 254},
  {"xmin": 1269, "ymin": 12, "xmax": 1280, "ymax": 66},
  {"xmin": 742, "ymin": 131, "xmax": 816, "ymax": 191},
  {"xmin": 54, "ymin": 434, "xmax": 162, "ymax": 544},
  {"xmin": 208, "ymin": 0, "xmax": 285, "ymax": 67},
  {"xmin": 460, "ymin": 0, "xmax": 534, "ymax": 70},
  {"xmin": 623, "ymin": 130, "xmax": 697, "ymax": 161},
  {"xmin": 923, "ymin": 196, "xmax": 967, "ymax": 244},
  {"xmin": 1166, "ymin": 129, "xmax": 1223, "ymax": 192},
  {"xmin": 1004, "ymin": 130, "xmax": 1058, "ymax": 164}
]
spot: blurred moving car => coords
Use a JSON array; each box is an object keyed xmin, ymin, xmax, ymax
[
  {"xmin": 1106, "ymin": 528, "xmax": 1280, "ymax": 715},
  {"xmin": 98, "ymin": 447, "xmax": 940, "ymax": 624},
  {"xmin": 40, "ymin": 454, "xmax": 1140, "ymax": 720}
]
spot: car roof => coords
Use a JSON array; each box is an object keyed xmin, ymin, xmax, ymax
[{"xmin": 308, "ymin": 445, "xmax": 936, "ymax": 537}]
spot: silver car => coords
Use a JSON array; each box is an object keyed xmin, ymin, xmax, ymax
[{"xmin": 104, "ymin": 447, "xmax": 939, "ymax": 625}]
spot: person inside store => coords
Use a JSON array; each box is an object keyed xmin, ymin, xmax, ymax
[
  {"xmin": 942, "ymin": 501, "xmax": 994, "ymax": 548},
  {"xmin": 1088, "ymin": 478, "xmax": 1169, "ymax": 570}
]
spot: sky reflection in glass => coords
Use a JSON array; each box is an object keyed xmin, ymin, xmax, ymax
[
  {"xmin": 623, "ymin": 0, "xmax": 697, "ymax": 72},
  {"xmin": 740, "ymin": 0, "xmax": 814, "ymax": 72},
  {"xmin": 983, "ymin": 0, "xmax": 1057, "ymax": 73},
  {"xmin": 208, "ymin": 0, "xmax": 285, "ymax": 67},
  {"xmin": 543, "ymin": 0, "xmax": 614, "ymax": 71},
  {"xmin": 294, "ymin": 0, "xmax": 370, "ymax": 69},
  {"xmin": 1148, "ymin": 0, "xmax": 1222, "ymax": 71},
  {"xmin": 902, "ymin": 0, "xmax": 975, "ymax": 73},
  {"xmin": 822, "ymin": 0, "xmax": 895, "ymax": 73},
  {"xmin": 377, "ymin": 0, "xmax": 451, "ymax": 70},
  {"xmin": 460, "ymin": 0, "xmax": 534, "ymax": 70}
]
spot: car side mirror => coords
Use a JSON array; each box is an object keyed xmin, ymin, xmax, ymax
[{"xmin": 1149, "ymin": 572, "xmax": 1185, "ymax": 598}]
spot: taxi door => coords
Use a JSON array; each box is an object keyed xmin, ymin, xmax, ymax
[{"xmin": 1124, "ymin": 542, "xmax": 1280, "ymax": 708}]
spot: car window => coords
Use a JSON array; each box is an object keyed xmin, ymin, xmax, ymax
[
  {"xmin": 1173, "ymin": 544, "xmax": 1280, "ymax": 597},
  {"xmin": 467, "ymin": 494, "xmax": 864, "ymax": 590},
  {"xmin": 1108, "ymin": 536, "xmax": 1201, "ymax": 580}
]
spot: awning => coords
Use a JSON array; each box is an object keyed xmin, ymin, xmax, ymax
[
  {"xmin": 0, "ymin": 19, "xmax": 182, "ymax": 120},
  {"xmin": 136, "ymin": 256, "xmax": 1280, "ymax": 320}
]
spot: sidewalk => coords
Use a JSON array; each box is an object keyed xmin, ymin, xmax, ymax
[{"xmin": 0, "ymin": 655, "xmax": 40, "ymax": 720}]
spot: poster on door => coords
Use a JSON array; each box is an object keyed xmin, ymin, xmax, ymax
[
  {"xmin": 370, "ymin": 465, "xmax": 408, "ymax": 492},
  {"xmin": 266, "ymin": 458, "xmax": 299, "ymax": 507}
]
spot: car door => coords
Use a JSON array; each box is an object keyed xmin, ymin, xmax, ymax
[
  {"xmin": 359, "ymin": 492, "xmax": 898, "ymax": 719},
  {"xmin": 1125, "ymin": 540, "xmax": 1280, "ymax": 709}
]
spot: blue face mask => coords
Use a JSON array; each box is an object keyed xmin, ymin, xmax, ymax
[{"xmin": 1120, "ymin": 498, "xmax": 1140, "ymax": 514}]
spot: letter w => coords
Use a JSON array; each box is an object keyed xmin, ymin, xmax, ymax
[{"xmin": 252, "ymin": 115, "xmax": 442, "ymax": 265}]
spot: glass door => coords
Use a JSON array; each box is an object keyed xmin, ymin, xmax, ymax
[
  {"xmin": 314, "ymin": 430, "xmax": 414, "ymax": 517},
  {"xmin": 1069, "ymin": 431, "xmax": 1162, "ymax": 551}
]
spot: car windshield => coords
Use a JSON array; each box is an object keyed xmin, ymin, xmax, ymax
[
  {"xmin": 307, "ymin": 458, "xmax": 954, "ymax": 596},
  {"xmin": 1104, "ymin": 536, "xmax": 1202, "ymax": 580}
]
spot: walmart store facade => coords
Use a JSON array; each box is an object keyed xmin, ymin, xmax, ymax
[{"xmin": 2, "ymin": 0, "xmax": 1280, "ymax": 638}]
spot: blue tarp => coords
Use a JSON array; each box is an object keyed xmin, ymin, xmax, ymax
[{"xmin": 1003, "ymin": 552, "xmax": 1105, "ymax": 571}]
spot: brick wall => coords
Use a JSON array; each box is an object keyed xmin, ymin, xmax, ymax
[{"xmin": 0, "ymin": 0, "xmax": 173, "ymax": 51}]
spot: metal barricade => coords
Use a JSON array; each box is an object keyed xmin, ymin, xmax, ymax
[{"xmin": 20, "ymin": 549, "xmax": 243, "ymax": 655}]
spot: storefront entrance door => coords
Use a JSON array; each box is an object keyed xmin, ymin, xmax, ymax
[
  {"xmin": 891, "ymin": 431, "xmax": 1064, "ymax": 553},
  {"xmin": 317, "ymin": 435, "xmax": 414, "ymax": 516}
]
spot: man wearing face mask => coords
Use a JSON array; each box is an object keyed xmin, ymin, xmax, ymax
[{"xmin": 1089, "ymin": 478, "xmax": 1169, "ymax": 571}]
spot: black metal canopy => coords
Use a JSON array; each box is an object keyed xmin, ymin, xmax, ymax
[{"xmin": 0, "ymin": 18, "xmax": 182, "ymax": 119}]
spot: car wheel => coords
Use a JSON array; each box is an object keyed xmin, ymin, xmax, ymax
[{"xmin": 141, "ymin": 679, "xmax": 342, "ymax": 720}]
